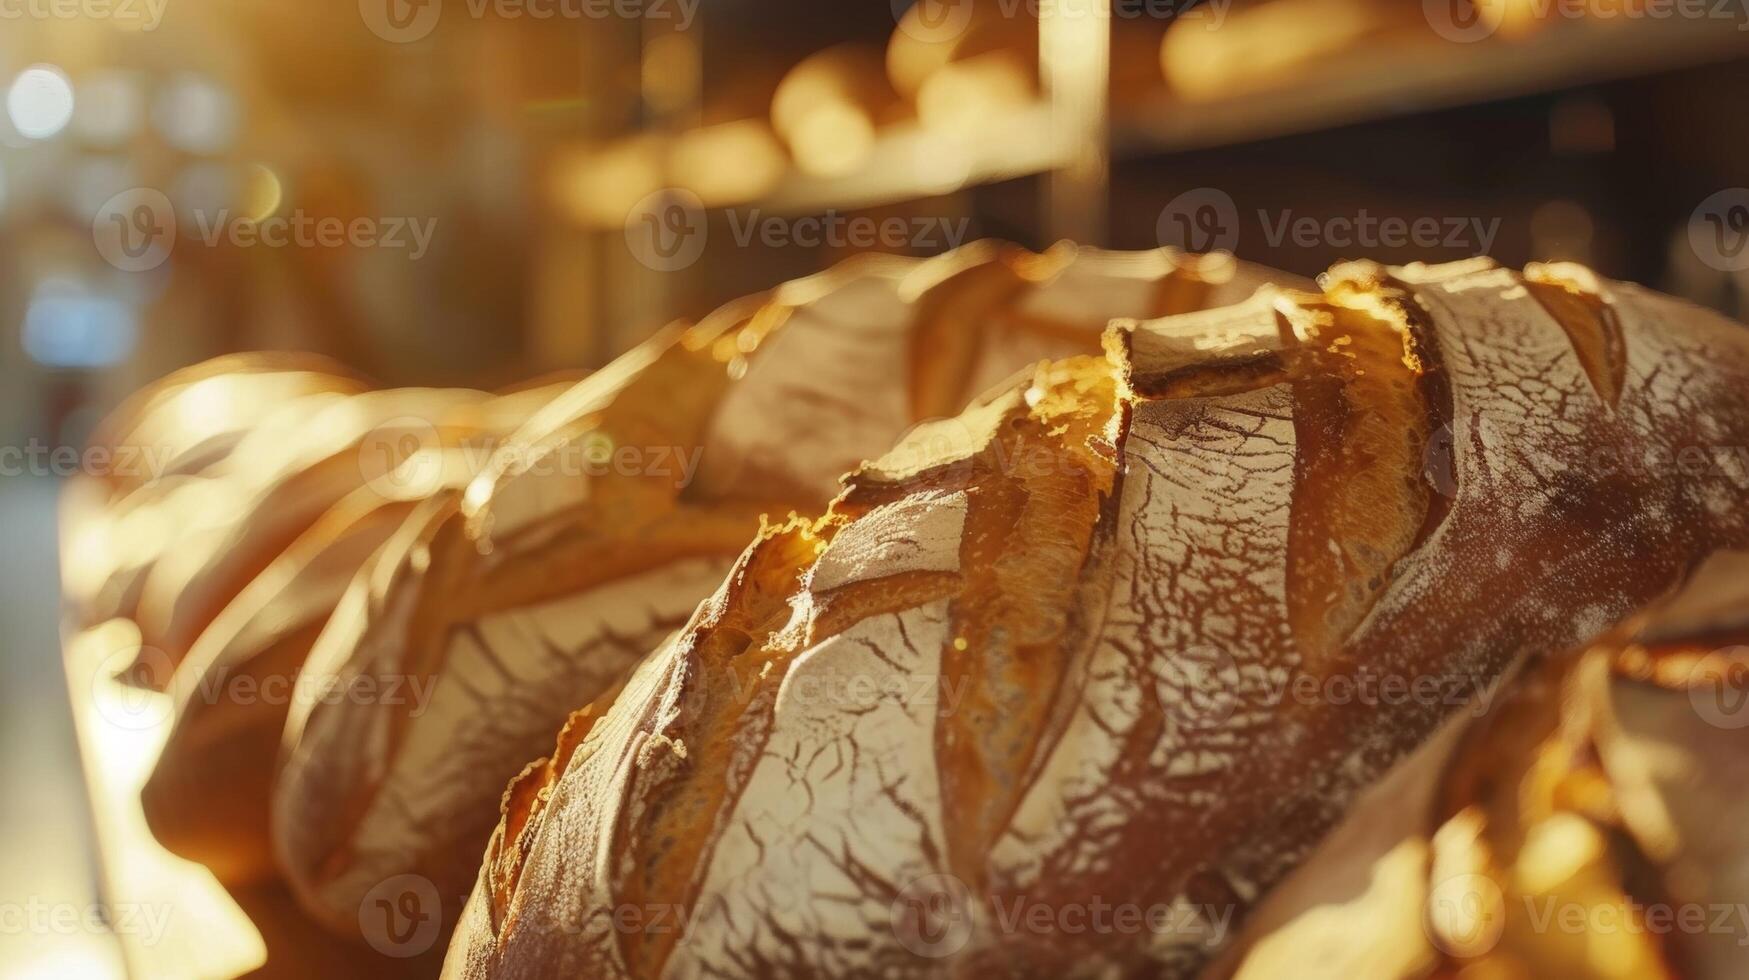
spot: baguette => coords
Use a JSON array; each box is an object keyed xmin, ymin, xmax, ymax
[
  {"xmin": 445, "ymin": 258, "xmax": 1749, "ymax": 978},
  {"xmin": 272, "ymin": 242, "xmax": 1301, "ymax": 939}
]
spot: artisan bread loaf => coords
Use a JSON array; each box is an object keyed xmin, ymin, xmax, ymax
[
  {"xmin": 272, "ymin": 242, "xmax": 1299, "ymax": 938},
  {"xmin": 445, "ymin": 259, "xmax": 1749, "ymax": 978},
  {"xmin": 69, "ymin": 381, "xmax": 523, "ymax": 686},
  {"xmin": 139, "ymin": 379, "xmax": 576, "ymax": 884},
  {"xmin": 61, "ymin": 352, "xmax": 369, "ymax": 630},
  {"xmin": 77, "ymin": 351, "xmax": 371, "ymax": 502}
]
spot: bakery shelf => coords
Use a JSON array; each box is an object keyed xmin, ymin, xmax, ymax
[{"xmin": 553, "ymin": 15, "xmax": 1749, "ymax": 228}]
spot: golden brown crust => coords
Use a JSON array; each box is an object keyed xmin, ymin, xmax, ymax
[
  {"xmin": 269, "ymin": 242, "xmax": 1296, "ymax": 945},
  {"xmin": 451, "ymin": 260, "xmax": 1749, "ymax": 979}
]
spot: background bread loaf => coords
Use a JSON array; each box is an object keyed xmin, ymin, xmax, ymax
[
  {"xmin": 139, "ymin": 377, "xmax": 575, "ymax": 886},
  {"xmin": 270, "ymin": 242, "xmax": 1301, "ymax": 939},
  {"xmin": 445, "ymin": 258, "xmax": 1749, "ymax": 978}
]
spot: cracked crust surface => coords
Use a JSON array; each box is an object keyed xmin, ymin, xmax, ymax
[
  {"xmin": 271, "ymin": 242, "xmax": 1291, "ymax": 937},
  {"xmin": 448, "ymin": 260, "xmax": 1749, "ymax": 979}
]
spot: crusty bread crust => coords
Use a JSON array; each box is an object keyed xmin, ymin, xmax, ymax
[
  {"xmin": 271, "ymin": 243, "xmax": 1300, "ymax": 940},
  {"xmin": 448, "ymin": 259, "xmax": 1749, "ymax": 979}
]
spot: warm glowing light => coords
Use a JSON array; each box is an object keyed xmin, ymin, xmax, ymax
[
  {"xmin": 9, "ymin": 943, "xmax": 124, "ymax": 980},
  {"xmin": 771, "ymin": 46, "xmax": 892, "ymax": 177},
  {"xmin": 7, "ymin": 65, "xmax": 76, "ymax": 141},
  {"xmin": 556, "ymin": 137, "xmax": 662, "ymax": 226},
  {"xmin": 642, "ymin": 32, "xmax": 701, "ymax": 115},
  {"xmin": 240, "ymin": 163, "xmax": 284, "ymax": 221},
  {"xmin": 916, "ymin": 57, "xmax": 1032, "ymax": 132},
  {"xmin": 1160, "ymin": 0, "xmax": 1375, "ymax": 102},
  {"xmin": 788, "ymin": 104, "xmax": 875, "ymax": 177},
  {"xmin": 671, "ymin": 120, "xmax": 785, "ymax": 203}
]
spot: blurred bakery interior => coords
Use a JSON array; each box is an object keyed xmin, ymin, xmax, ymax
[{"xmin": 6, "ymin": 0, "xmax": 1749, "ymax": 976}]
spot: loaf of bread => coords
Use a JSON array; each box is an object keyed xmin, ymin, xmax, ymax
[
  {"xmin": 61, "ymin": 352, "xmax": 369, "ymax": 630},
  {"xmin": 443, "ymin": 258, "xmax": 1749, "ymax": 978},
  {"xmin": 76, "ymin": 351, "xmax": 371, "ymax": 503},
  {"xmin": 272, "ymin": 242, "xmax": 1301, "ymax": 938},
  {"xmin": 68, "ymin": 381, "xmax": 532, "ymax": 688},
  {"xmin": 1222, "ymin": 548, "xmax": 1749, "ymax": 980},
  {"xmin": 138, "ymin": 379, "xmax": 577, "ymax": 884}
]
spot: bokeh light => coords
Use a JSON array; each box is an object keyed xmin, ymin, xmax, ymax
[{"xmin": 7, "ymin": 65, "xmax": 77, "ymax": 141}]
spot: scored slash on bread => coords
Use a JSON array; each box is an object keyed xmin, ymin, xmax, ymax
[
  {"xmin": 446, "ymin": 258, "xmax": 1749, "ymax": 979},
  {"xmin": 269, "ymin": 242, "xmax": 1301, "ymax": 940}
]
